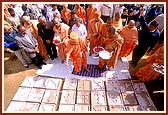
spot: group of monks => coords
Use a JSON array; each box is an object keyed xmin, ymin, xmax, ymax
[{"xmin": 4, "ymin": 4, "xmax": 164, "ymax": 82}]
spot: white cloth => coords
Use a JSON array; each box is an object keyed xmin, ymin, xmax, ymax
[
  {"xmin": 100, "ymin": 4, "xmax": 114, "ymax": 17},
  {"xmin": 114, "ymin": 5, "xmax": 125, "ymax": 16},
  {"xmin": 71, "ymin": 24, "xmax": 87, "ymax": 39},
  {"xmin": 46, "ymin": 9, "xmax": 60, "ymax": 21},
  {"xmin": 152, "ymin": 14, "xmax": 164, "ymax": 32}
]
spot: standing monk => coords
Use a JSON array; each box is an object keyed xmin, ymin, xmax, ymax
[
  {"xmin": 74, "ymin": 4, "xmax": 86, "ymax": 25},
  {"xmin": 22, "ymin": 16, "xmax": 47, "ymax": 57},
  {"xmin": 98, "ymin": 27, "xmax": 123, "ymax": 69},
  {"xmin": 118, "ymin": 20, "xmax": 138, "ymax": 58},
  {"xmin": 65, "ymin": 32, "xmax": 89, "ymax": 74},
  {"xmin": 112, "ymin": 12, "xmax": 123, "ymax": 31},
  {"xmin": 86, "ymin": 4, "xmax": 98, "ymax": 23},
  {"xmin": 98, "ymin": 17, "xmax": 113, "ymax": 46},
  {"xmin": 87, "ymin": 11, "xmax": 104, "ymax": 56},
  {"xmin": 37, "ymin": 15, "xmax": 57, "ymax": 60},
  {"xmin": 61, "ymin": 4, "xmax": 71, "ymax": 24},
  {"xmin": 53, "ymin": 17, "xmax": 70, "ymax": 63}
]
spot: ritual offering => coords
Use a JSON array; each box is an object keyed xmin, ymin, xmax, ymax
[
  {"xmin": 99, "ymin": 50, "xmax": 113, "ymax": 60},
  {"xmin": 93, "ymin": 46, "xmax": 105, "ymax": 54},
  {"xmin": 53, "ymin": 34, "xmax": 61, "ymax": 45}
]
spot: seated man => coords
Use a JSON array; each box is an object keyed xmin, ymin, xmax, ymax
[
  {"xmin": 4, "ymin": 25, "xmax": 32, "ymax": 68},
  {"xmin": 15, "ymin": 25, "xmax": 46, "ymax": 69},
  {"xmin": 98, "ymin": 27, "xmax": 123, "ymax": 69},
  {"xmin": 135, "ymin": 46, "xmax": 164, "ymax": 82}
]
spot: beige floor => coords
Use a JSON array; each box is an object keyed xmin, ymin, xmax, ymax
[{"xmin": 3, "ymin": 51, "xmax": 148, "ymax": 111}]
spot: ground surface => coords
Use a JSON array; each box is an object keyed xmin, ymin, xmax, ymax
[{"xmin": 3, "ymin": 51, "xmax": 164, "ymax": 111}]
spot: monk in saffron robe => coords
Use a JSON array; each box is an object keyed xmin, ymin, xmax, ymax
[
  {"xmin": 112, "ymin": 12, "xmax": 123, "ymax": 31},
  {"xmin": 135, "ymin": 46, "xmax": 164, "ymax": 82},
  {"xmin": 119, "ymin": 20, "xmax": 138, "ymax": 58},
  {"xmin": 74, "ymin": 4, "xmax": 86, "ymax": 25},
  {"xmin": 87, "ymin": 11, "xmax": 104, "ymax": 56},
  {"xmin": 65, "ymin": 32, "xmax": 89, "ymax": 73},
  {"xmin": 98, "ymin": 27, "xmax": 124, "ymax": 69},
  {"xmin": 98, "ymin": 17, "xmax": 113, "ymax": 47},
  {"xmin": 86, "ymin": 4, "xmax": 98, "ymax": 22},
  {"xmin": 61, "ymin": 4, "xmax": 71, "ymax": 24},
  {"xmin": 53, "ymin": 17, "xmax": 70, "ymax": 63},
  {"xmin": 22, "ymin": 16, "xmax": 47, "ymax": 57}
]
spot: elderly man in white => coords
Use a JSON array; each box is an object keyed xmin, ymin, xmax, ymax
[{"xmin": 71, "ymin": 17, "xmax": 87, "ymax": 39}]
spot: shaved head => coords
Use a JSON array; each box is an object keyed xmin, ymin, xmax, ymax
[{"xmin": 128, "ymin": 20, "xmax": 135, "ymax": 29}]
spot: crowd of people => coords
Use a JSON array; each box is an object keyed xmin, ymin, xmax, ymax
[{"xmin": 4, "ymin": 3, "xmax": 164, "ymax": 82}]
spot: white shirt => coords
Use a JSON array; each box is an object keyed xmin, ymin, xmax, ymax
[
  {"xmin": 46, "ymin": 9, "xmax": 60, "ymax": 21},
  {"xmin": 100, "ymin": 4, "xmax": 114, "ymax": 17},
  {"xmin": 71, "ymin": 24, "xmax": 87, "ymax": 39},
  {"xmin": 114, "ymin": 5, "xmax": 125, "ymax": 16}
]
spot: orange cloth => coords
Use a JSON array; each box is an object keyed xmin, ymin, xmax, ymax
[
  {"xmin": 61, "ymin": 8, "xmax": 71, "ymax": 24},
  {"xmin": 119, "ymin": 25, "xmax": 138, "ymax": 57},
  {"xmin": 75, "ymin": 6, "xmax": 86, "ymax": 25},
  {"xmin": 79, "ymin": 38, "xmax": 89, "ymax": 69},
  {"xmin": 87, "ymin": 18, "xmax": 104, "ymax": 55},
  {"xmin": 112, "ymin": 18, "xmax": 123, "ymax": 30},
  {"xmin": 24, "ymin": 20, "xmax": 47, "ymax": 57},
  {"xmin": 4, "ymin": 4, "xmax": 11, "ymax": 21},
  {"xmin": 135, "ymin": 46, "xmax": 164, "ymax": 82},
  {"xmin": 66, "ymin": 38, "xmax": 82, "ymax": 73},
  {"xmin": 97, "ymin": 23, "xmax": 111, "ymax": 47},
  {"xmin": 53, "ymin": 23, "xmax": 70, "ymax": 61},
  {"xmin": 86, "ymin": 6, "xmax": 97, "ymax": 22},
  {"xmin": 98, "ymin": 34, "xmax": 123, "ymax": 69}
]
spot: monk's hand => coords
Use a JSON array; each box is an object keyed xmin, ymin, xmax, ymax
[{"xmin": 46, "ymin": 40, "xmax": 51, "ymax": 44}]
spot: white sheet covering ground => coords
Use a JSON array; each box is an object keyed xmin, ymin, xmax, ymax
[{"xmin": 36, "ymin": 53, "xmax": 131, "ymax": 80}]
